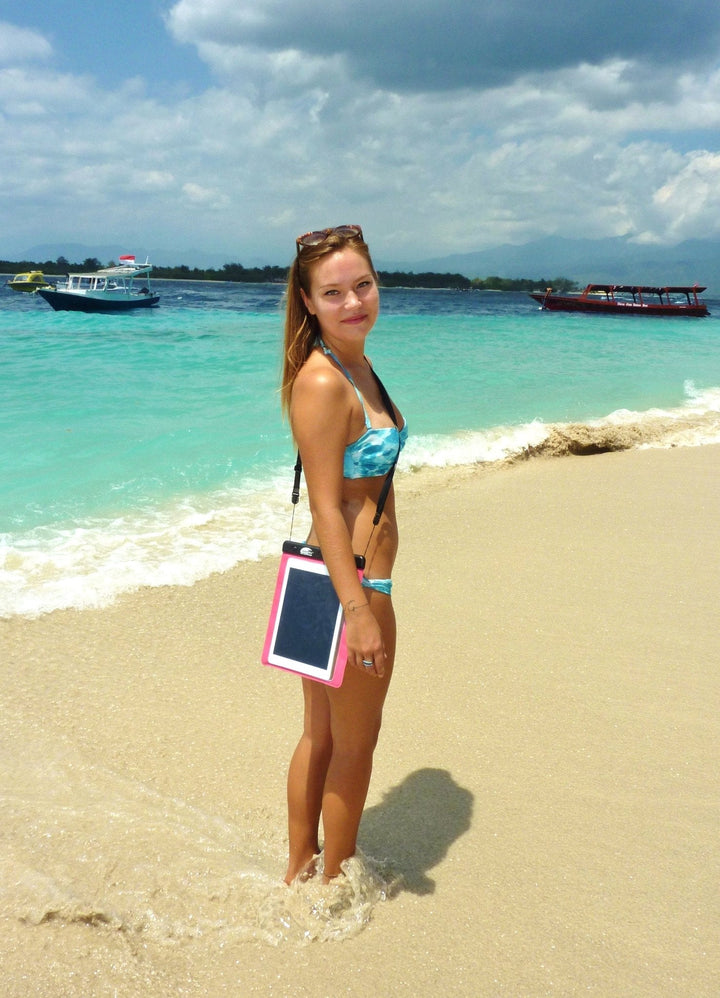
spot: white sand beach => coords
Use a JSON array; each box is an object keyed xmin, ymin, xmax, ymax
[{"xmin": 2, "ymin": 444, "xmax": 719, "ymax": 996}]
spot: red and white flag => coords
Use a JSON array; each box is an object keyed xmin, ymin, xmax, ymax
[{"xmin": 118, "ymin": 254, "xmax": 136, "ymax": 266}]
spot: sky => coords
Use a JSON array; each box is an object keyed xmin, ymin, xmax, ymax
[{"xmin": 2, "ymin": 0, "xmax": 720, "ymax": 267}]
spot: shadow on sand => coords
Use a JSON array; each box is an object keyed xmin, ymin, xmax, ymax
[{"xmin": 358, "ymin": 767, "xmax": 474, "ymax": 895}]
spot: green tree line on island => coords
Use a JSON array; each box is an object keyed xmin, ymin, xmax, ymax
[{"xmin": 2, "ymin": 256, "xmax": 578, "ymax": 293}]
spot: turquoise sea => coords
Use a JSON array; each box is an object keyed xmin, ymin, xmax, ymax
[{"xmin": 3, "ymin": 278, "xmax": 720, "ymax": 618}]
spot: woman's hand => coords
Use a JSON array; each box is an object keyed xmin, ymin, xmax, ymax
[{"xmin": 344, "ymin": 605, "xmax": 386, "ymax": 677}]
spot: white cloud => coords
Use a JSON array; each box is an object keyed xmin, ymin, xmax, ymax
[
  {"xmin": 3, "ymin": 5, "xmax": 720, "ymax": 262},
  {"xmin": 0, "ymin": 22, "xmax": 52, "ymax": 64},
  {"xmin": 652, "ymin": 152, "xmax": 720, "ymax": 241},
  {"xmin": 181, "ymin": 182, "xmax": 231, "ymax": 210}
]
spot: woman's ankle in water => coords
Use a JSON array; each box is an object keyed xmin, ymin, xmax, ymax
[{"xmin": 284, "ymin": 853, "xmax": 320, "ymax": 886}]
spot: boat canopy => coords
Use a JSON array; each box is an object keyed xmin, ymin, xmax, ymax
[
  {"xmin": 585, "ymin": 284, "xmax": 706, "ymax": 294},
  {"xmin": 66, "ymin": 263, "xmax": 152, "ymax": 279}
]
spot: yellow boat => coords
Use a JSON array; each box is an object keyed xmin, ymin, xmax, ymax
[{"xmin": 7, "ymin": 270, "xmax": 53, "ymax": 292}]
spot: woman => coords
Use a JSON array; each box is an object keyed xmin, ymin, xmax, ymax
[{"xmin": 281, "ymin": 225, "xmax": 407, "ymax": 884}]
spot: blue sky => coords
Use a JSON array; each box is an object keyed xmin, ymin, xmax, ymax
[
  {"xmin": 2, "ymin": 0, "xmax": 720, "ymax": 266},
  {"xmin": 13, "ymin": 1, "xmax": 210, "ymax": 94}
]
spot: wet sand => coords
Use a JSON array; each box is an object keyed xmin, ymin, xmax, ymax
[{"xmin": 2, "ymin": 444, "xmax": 719, "ymax": 996}]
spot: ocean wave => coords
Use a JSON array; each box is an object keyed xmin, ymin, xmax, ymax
[
  {"xmin": 0, "ymin": 479, "xmax": 311, "ymax": 619},
  {"xmin": 403, "ymin": 383, "xmax": 720, "ymax": 466},
  {"xmin": 3, "ymin": 385, "xmax": 720, "ymax": 619}
]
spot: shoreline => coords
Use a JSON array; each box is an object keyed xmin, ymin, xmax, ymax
[
  {"xmin": 2, "ymin": 443, "xmax": 719, "ymax": 996},
  {"xmin": 4, "ymin": 414, "xmax": 720, "ymax": 622}
]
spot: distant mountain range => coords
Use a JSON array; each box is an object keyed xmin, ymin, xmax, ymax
[
  {"xmin": 18, "ymin": 235, "xmax": 720, "ymax": 291},
  {"xmin": 385, "ymin": 236, "xmax": 720, "ymax": 290}
]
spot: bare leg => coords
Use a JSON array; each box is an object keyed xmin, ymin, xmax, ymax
[
  {"xmin": 284, "ymin": 679, "xmax": 333, "ymax": 884},
  {"xmin": 322, "ymin": 596, "xmax": 395, "ymax": 879},
  {"xmin": 284, "ymin": 594, "xmax": 396, "ymax": 883}
]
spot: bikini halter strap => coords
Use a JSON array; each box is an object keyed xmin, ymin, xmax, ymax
[
  {"xmin": 316, "ymin": 337, "xmax": 398, "ymax": 430},
  {"xmin": 317, "ymin": 338, "xmax": 369, "ymax": 428}
]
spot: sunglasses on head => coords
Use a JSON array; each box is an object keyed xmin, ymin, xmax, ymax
[{"xmin": 295, "ymin": 224, "xmax": 363, "ymax": 253}]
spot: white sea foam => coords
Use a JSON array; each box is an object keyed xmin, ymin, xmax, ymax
[
  {"xmin": 0, "ymin": 478, "xmax": 311, "ymax": 619},
  {"xmin": 3, "ymin": 386, "xmax": 720, "ymax": 619},
  {"xmin": 403, "ymin": 384, "xmax": 720, "ymax": 468},
  {"xmin": 0, "ymin": 711, "xmax": 395, "ymax": 945},
  {"xmin": 401, "ymin": 419, "xmax": 550, "ymax": 469}
]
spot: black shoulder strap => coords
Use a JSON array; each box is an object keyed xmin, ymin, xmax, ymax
[{"xmin": 369, "ymin": 366, "xmax": 399, "ymax": 428}]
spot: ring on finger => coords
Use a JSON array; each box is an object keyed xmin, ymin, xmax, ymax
[{"xmin": 362, "ymin": 659, "xmax": 373, "ymax": 668}]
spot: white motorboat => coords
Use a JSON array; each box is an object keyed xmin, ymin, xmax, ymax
[{"xmin": 37, "ymin": 256, "xmax": 159, "ymax": 312}]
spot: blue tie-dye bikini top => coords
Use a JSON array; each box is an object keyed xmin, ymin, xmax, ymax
[{"xmin": 318, "ymin": 339, "xmax": 408, "ymax": 480}]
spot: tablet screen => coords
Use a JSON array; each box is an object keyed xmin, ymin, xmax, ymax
[{"xmin": 273, "ymin": 563, "xmax": 341, "ymax": 672}]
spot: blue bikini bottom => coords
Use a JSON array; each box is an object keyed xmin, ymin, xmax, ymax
[{"xmin": 361, "ymin": 577, "xmax": 393, "ymax": 595}]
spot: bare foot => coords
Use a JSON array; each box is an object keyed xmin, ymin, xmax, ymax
[{"xmin": 284, "ymin": 855, "xmax": 319, "ymax": 886}]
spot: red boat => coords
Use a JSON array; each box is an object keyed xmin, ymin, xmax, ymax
[{"xmin": 529, "ymin": 283, "xmax": 709, "ymax": 316}]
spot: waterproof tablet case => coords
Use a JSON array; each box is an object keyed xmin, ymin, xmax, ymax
[{"xmin": 262, "ymin": 542, "xmax": 365, "ymax": 687}]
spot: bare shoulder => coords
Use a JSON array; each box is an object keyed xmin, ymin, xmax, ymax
[
  {"xmin": 291, "ymin": 354, "xmax": 353, "ymax": 448},
  {"xmin": 292, "ymin": 352, "xmax": 347, "ymax": 413}
]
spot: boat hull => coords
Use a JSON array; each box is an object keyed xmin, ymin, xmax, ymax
[
  {"xmin": 529, "ymin": 293, "xmax": 708, "ymax": 317},
  {"xmin": 37, "ymin": 288, "xmax": 160, "ymax": 312}
]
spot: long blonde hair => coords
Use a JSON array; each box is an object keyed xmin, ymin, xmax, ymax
[{"xmin": 280, "ymin": 230, "xmax": 377, "ymax": 415}]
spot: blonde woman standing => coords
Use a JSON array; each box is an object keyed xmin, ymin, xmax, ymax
[{"xmin": 280, "ymin": 225, "xmax": 407, "ymax": 884}]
